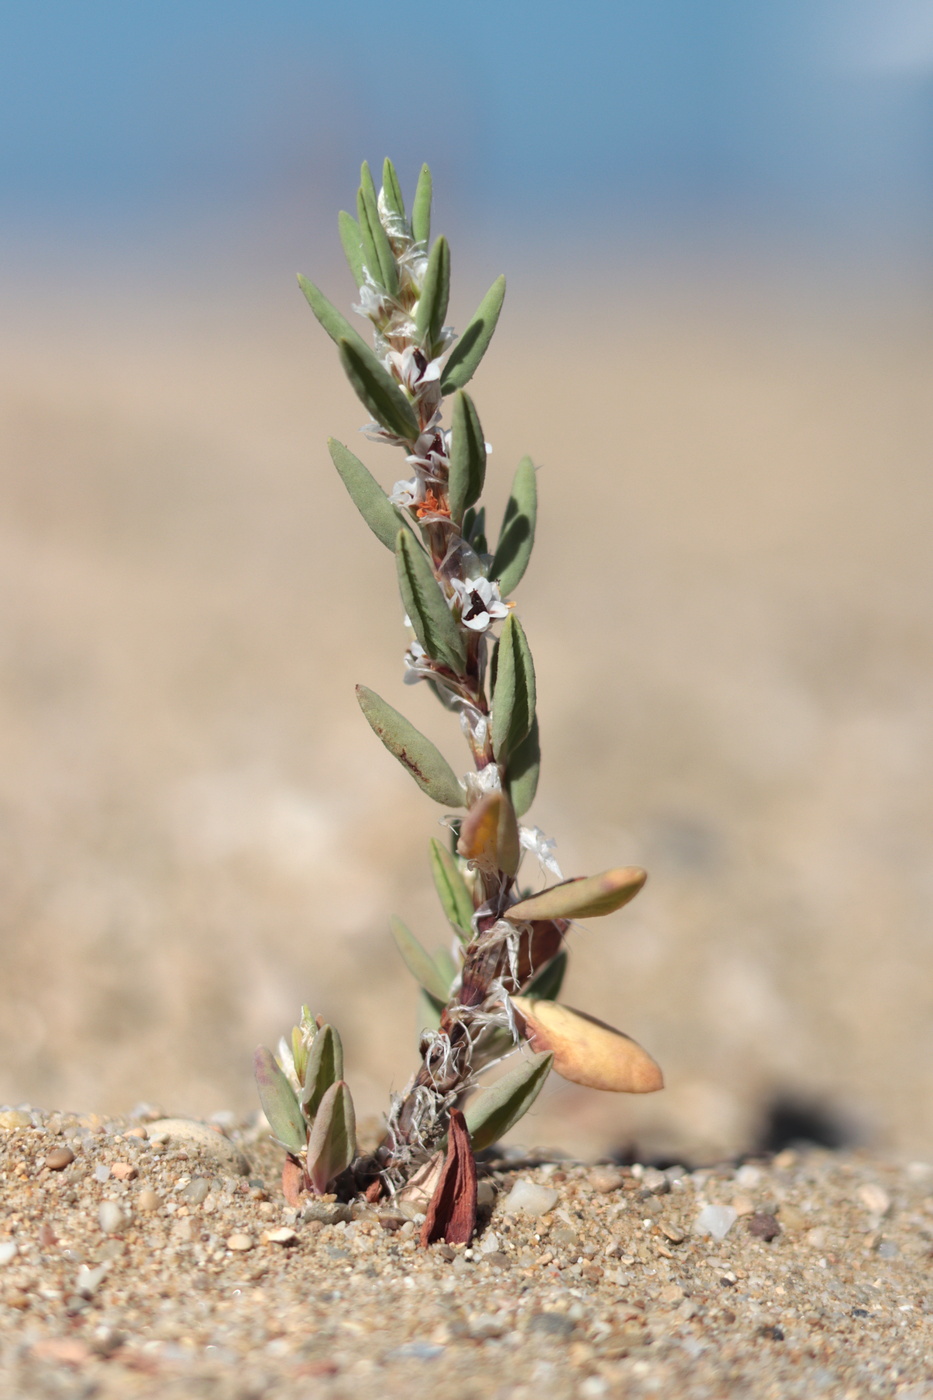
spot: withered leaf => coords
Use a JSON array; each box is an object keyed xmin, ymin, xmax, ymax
[{"xmin": 419, "ymin": 1108, "xmax": 477, "ymax": 1247}]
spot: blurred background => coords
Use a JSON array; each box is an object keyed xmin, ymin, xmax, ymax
[{"xmin": 1, "ymin": 1, "xmax": 931, "ymax": 1164}]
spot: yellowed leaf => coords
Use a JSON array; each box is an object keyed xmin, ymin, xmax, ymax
[
  {"xmin": 506, "ymin": 867, "xmax": 647, "ymax": 922},
  {"xmin": 510, "ymin": 997, "xmax": 663, "ymax": 1094}
]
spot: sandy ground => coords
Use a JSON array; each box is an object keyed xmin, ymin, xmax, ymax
[
  {"xmin": 1, "ymin": 1109, "xmax": 932, "ymax": 1399},
  {"xmin": 1, "ymin": 253, "xmax": 932, "ymax": 1170}
]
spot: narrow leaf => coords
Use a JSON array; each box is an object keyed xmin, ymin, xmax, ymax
[
  {"xmin": 491, "ymin": 613, "xmax": 536, "ymax": 763},
  {"xmin": 306, "ymin": 1081, "xmax": 356, "ymax": 1194},
  {"xmin": 414, "ymin": 235, "xmax": 450, "ymax": 351},
  {"xmin": 301, "ymin": 1023, "xmax": 344, "ymax": 1119},
  {"xmin": 395, "ymin": 529, "xmax": 467, "ymax": 673},
  {"xmin": 447, "ymin": 390, "xmax": 486, "ymax": 523},
  {"xmin": 417, "ymin": 988, "xmax": 444, "ymax": 1033},
  {"xmin": 440, "ymin": 275, "xmax": 506, "ymax": 392},
  {"xmin": 429, "ymin": 837, "xmax": 474, "ymax": 938},
  {"xmin": 328, "ymin": 438, "xmax": 410, "ymax": 550},
  {"xmin": 356, "ymin": 685, "xmax": 464, "ymax": 807},
  {"xmin": 253, "ymin": 1047, "xmax": 307, "ymax": 1154},
  {"xmin": 411, "ymin": 163, "xmax": 432, "ymax": 245},
  {"xmin": 357, "ymin": 176, "xmax": 398, "ymax": 295},
  {"xmin": 420, "ymin": 1108, "xmax": 477, "ymax": 1246},
  {"xmin": 381, "ymin": 157, "xmax": 406, "ymax": 219},
  {"xmin": 339, "ymin": 338, "xmax": 420, "ymax": 442},
  {"xmin": 337, "ymin": 211, "xmax": 365, "ymax": 287},
  {"xmin": 506, "ymin": 714, "xmax": 540, "ymax": 817},
  {"xmin": 434, "ymin": 945, "xmax": 458, "ymax": 992},
  {"xmin": 457, "ymin": 790, "xmax": 520, "ymax": 876},
  {"xmin": 390, "ymin": 916, "xmax": 451, "ymax": 1003},
  {"xmin": 506, "ymin": 867, "xmax": 648, "ymax": 923},
  {"xmin": 523, "ymin": 949, "xmax": 567, "ymax": 1002},
  {"xmin": 491, "ymin": 456, "xmax": 537, "ymax": 595},
  {"xmin": 510, "ymin": 998, "xmax": 663, "ymax": 1094},
  {"xmin": 297, "ymin": 276, "xmax": 369, "ymax": 355},
  {"xmin": 464, "ymin": 1050, "xmax": 553, "ymax": 1152}
]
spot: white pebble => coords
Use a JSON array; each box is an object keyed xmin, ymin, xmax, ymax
[
  {"xmin": 226, "ymin": 1233, "xmax": 254, "ymax": 1252},
  {"xmin": 98, "ymin": 1201, "xmax": 126, "ymax": 1234},
  {"xmin": 479, "ymin": 1231, "xmax": 500, "ymax": 1254},
  {"xmin": 735, "ymin": 1164, "xmax": 762, "ymax": 1189},
  {"xmin": 501, "ymin": 1179, "xmax": 559, "ymax": 1217},
  {"xmin": 0, "ymin": 1242, "xmax": 17, "ymax": 1265},
  {"xmin": 94, "ymin": 1163, "xmax": 111, "ymax": 1183},
  {"xmin": 693, "ymin": 1204, "xmax": 737, "ymax": 1241},
  {"xmin": 76, "ymin": 1264, "xmax": 107, "ymax": 1298},
  {"xmin": 857, "ymin": 1183, "xmax": 890, "ymax": 1216}
]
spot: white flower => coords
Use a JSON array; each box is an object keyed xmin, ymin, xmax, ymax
[
  {"xmin": 403, "ymin": 638, "xmax": 432, "ymax": 684},
  {"xmin": 450, "ymin": 577, "xmax": 510, "ymax": 632},
  {"xmin": 464, "ymin": 764, "xmax": 502, "ymax": 803},
  {"xmin": 389, "ymin": 476, "xmax": 426, "ymax": 509},
  {"xmin": 519, "ymin": 826, "xmax": 563, "ymax": 880}
]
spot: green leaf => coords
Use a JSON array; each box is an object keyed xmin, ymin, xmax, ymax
[
  {"xmin": 253, "ymin": 1046, "xmax": 307, "ymax": 1154},
  {"xmin": 357, "ymin": 171, "xmax": 398, "ymax": 295},
  {"xmin": 301, "ymin": 1023, "xmax": 344, "ymax": 1120},
  {"xmin": 356, "ymin": 685, "xmax": 464, "ymax": 807},
  {"xmin": 524, "ymin": 949, "xmax": 567, "ymax": 1002},
  {"xmin": 381, "ymin": 157, "xmax": 406, "ymax": 219},
  {"xmin": 447, "ymin": 390, "xmax": 486, "ymax": 523},
  {"xmin": 338, "ymin": 338, "xmax": 420, "ymax": 441},
  {"xmin": 429, "ymin": 837, "xmax": 474, "ymax": 938},
  {"xmin": 395, "ymin": 529, "xmax": 467, "ymax": 673},
  {"xmin": 297, "ymin": 276, "xmax": 369, "ymax": 356},
  {"xmin": 506, "ymin": 867, "xmax": 648, "ymax": 923},
  {"xmin": 411, "ymin": 164, "xmax": 432, "ymax": 245},
  {"xmin": 390, "ymin": 916, "xmax": 451, "ymax": 1003},
  {"xmin": 434, "ymin": 945, "xmax": 458, "ymax": 993},
  {"xmin": 338, "ymin": 211, "xmax": 365, "ymax": 287},
  {"xmin": 464, "ymin": 1051, "xmax": 553, "ymax": 1152},
  {"xmin": 414, "ymin": 235, "xmax": 450, "ymax": 352},
  {"xmin": 491, "ymin": 456, "xmax": 537, "ymax": 595},
  {"xmin": 306, "ymin": 1081, "xmax": 356, "ymax": 1194},
  {"xmin": 327, "ymin": 438, "xmax": 411, "ymax": 551},
  {"xmin": 491, "ymin": 613, "xmax": 536, "ymax": 763},
  {"xmin": 506, "ymin": 714, "xmax": 540, "ymax": 817},
  {"xmin": 417, "ymin": 988, "xmax": 443, "ymax": 1033},
  {"xmin": 440, "ymin": 274, "xmax": 506, "ymax": 392}
]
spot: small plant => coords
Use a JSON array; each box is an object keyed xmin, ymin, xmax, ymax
[{"xmin": 254, "ymin": 160, "xmax": 663, "ymax": 1244}]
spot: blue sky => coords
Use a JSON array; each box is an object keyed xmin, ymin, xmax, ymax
[{"xmin": 3, "ymin": 1, "xmax": 932, "ymax": 258}]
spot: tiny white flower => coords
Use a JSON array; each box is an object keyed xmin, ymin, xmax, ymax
[
  {"xmin": 390, "ymin": 476, "xmax": 426, "ymax": 509},
  {"xmin": 519, "ymin": 826, "xmax": 564, "ymax": 880},
  {"xmin": 464, "ymin": 764, "xmax": 502, "ymax": 803},
  {"xmin": 451, "ymin": 577, "xmax": 510, "ymax": 632}
]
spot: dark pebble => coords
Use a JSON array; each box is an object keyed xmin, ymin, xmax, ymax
[
  {"xmin": 757, "ymin": 1324, "xmax": 785, "ymax": 1341},
  {"xmin": 748, "ymin": 1212, "xmax": 782, "ymax": 1241},
  {"xmin": 529, "ymin": 1312, "xmax": 575, "ymax": 1338},
  {"xmin": 851, "ymin": 1307, "xmax": 870, "ymax": 1318}
]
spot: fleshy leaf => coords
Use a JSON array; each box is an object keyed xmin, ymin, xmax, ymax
[
  {"xmin": 491, "ymin": 456, "xmax": 537, "ymax": 595},
  {"xmin": 491, "ymin": 613, "xmax": 536, "ymax": 764},
  {"xmin": 381, "ymin": 157, "xmax": 406, "ymax": 219},
  {"xmin": 506, "ymin": 867, "xmax": 647, "ymax": 923},
  {"xmin": 390, "ymin": 916, "xmax": 451, "ymax": 1003},
  {"xmin": 253, "ymin": 1047, "xmax": 307, "ymax": 1154},
  {"xmin": 420, "ymin": 1108, "xmax": 477, "ymax": 1246},
  {"xmin": 411, "ymin": 164, "xmax": 432, "ymax": 245},
  {"xmin": 357, "ymin": 162, "xmax": 398, "ymax": 294},
  {"xmin": 523, "ymin": 949, "xmax": 568, "ymax": 1001},
  {"xmin": 505, "ymin": 714, "xmax": 540, "ymax": 817},
  {"xmin": 447, "ymin": 390, "xmax": 486, "ymax": 523},
  {"xmin": 301, "ymin": 1023, "xmax": 344, "ymax": 1120},
  {"xmin": 457, "ymin": 790, "xmax": 520, "ymax": 876},
  {"xmin": 297, "ymin": 276, "xmax": 369, "ymax": 355},
  {"xmin": 510, "ymin": 998, "xmax": 663, "ymax": 1093},
  {"xmin": 395, "ymin": 530, "xmax": 467, "ymax": 673},
  {"xmin": 339, "ymin": 338, "xmax": 420, "ymax": 442},
  {"xmin": 337, "ymin": 211, "xmax": 365, "ymax": 287},
  {"xmin": 464, "ymin": 1050, "xmax": 553, "ymax": 1152},
  {"xmin": 440, "ymin": 275, "xmax": 506, "ymax": 392},
  {"xmin": 328, "ymin": 438, "xmax": 411, "ymax": 551},
  {"xmin": 356, "ymin": 685, "xmax": 465, "ymax": 807},
  {"xmin": 306, "ymin": 1080, "xmax": 356, "ymax": 1194},
  {"xmin": 429, "ymin": 837, "xmax": 474, "ymax": 938},
  {"xmin": 414, "ymin": 235, "xmax": 450, "ymax": 353}
]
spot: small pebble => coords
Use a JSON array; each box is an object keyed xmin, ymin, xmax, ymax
[
  {"xmin": 660, "ymin": 1222, "xmax": 686, "ymax": 1243},
  {"xmin": 479, "ymin": 1231, "xmax": 500, "ymax": 1254},
  {"xmin": 694, "ymin": 1204, "xmax": 737, "ymax": 1241},
  {"xmin": 0, "ymin": 1242, "xmax": 17, "ymax": 1265},
  {"xmin": 45, "ymin": 1147, "xmax": 75, "ymax": 1172},
  {"xmin": 858, "ymin": 1183, "xmax": 891, "ymax": 1216},
  {"xmin": 137, "ymin": 1189, "xmax": 160, "ymax": 1212},
  {"xmin": 98, "ymin": 1201, "xmax": 126, "ymax": 1234},
  {"xmin": 226, "ymin": 1233, "xmax": 254, "ymax": 1252},
  {"xmin": 265, "ymin": 1228, "xmax": 299, "ymax": 1245},
  {"xmin": 588, "ymin": 1168, "xmax": 625, "ymax": 1194},
  {"xmin": 110, "ymin": 1162, "xmax": 137, "ymax": 1182},
  {"xmin": 747, "ymin": 1212, "xmax": 782, "ymax": 1241},
  {"xmin": 476, "ymin": 1180, "xmax": 497, "ymax": 1208},
  {"xmin": 94, "ymin": 1163, "xmax": 111, "ymax": 1183},
  {"xmin": 640, "ymin": 1167, "xmax": 670, "ymax": 1195},
  {"xmin": 0, "ymin": 1111, "xmax": 32, "ymax": 1130},
  {"xmin": 182, "ymin": 1177, "xmax": 210, "ymax": 1205},
  {"xmin": 501, "ymin": 1179, "xmax": 559, "ymax": 1217}
]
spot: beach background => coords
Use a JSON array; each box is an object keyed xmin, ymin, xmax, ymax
[{"xmin": 1, "ymin": 1, "xmax": 931, "ymax": 1165}]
